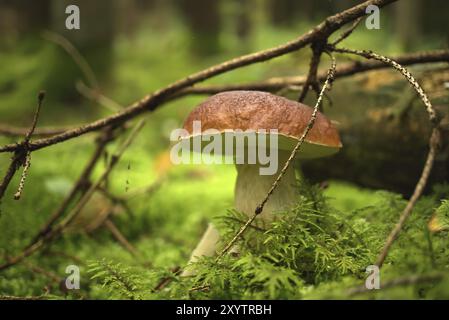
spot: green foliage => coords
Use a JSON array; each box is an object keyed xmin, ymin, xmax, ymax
[
  {"xmin": 2, "ymin": 151, "xmax": 449, "ymax": 300},
  {"xmin": 88, "ymin": 259, "xmax": 150, "ymax": 300},
  {"xmin": 80, "ymin": 181, "xmax": 449, "ymax": 300},
  {"xmin": 164, "ymin": 181, "xmax": 374, "ymax": 299},
  {"xmin": 1, "ymin": 8, "xmax": 448, "ymax": 300}
]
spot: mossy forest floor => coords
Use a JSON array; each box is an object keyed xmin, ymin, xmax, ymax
[{"xmin": 1, "ymin": 16, "xmax": 448, "ymax": 300}]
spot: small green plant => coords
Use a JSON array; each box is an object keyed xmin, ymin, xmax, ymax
[
  {"xmin": 88, "ymin": 259, "xmax": 149, "ymax": 300},
  {"xmin": 82, "ymin": 181, "xmax": 449, "ymax": 300}
]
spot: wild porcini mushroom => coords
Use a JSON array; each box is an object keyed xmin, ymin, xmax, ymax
[{"xmin": 177, "ymin": 90, "xmax": 342, "ymax": 275}]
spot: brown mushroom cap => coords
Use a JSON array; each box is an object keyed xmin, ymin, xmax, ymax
[{"xmin": 181, "ymin": 91, "xmax": 342, "ymax": 159}]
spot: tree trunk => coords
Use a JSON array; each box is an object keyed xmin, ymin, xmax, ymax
[{"xmin": 302, "ymin": 103, "xmax": 449, "ymax": 197}]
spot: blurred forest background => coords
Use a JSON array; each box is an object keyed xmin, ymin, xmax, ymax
[{"xmin": 0, "ymin": 0, "xmax": 449, "ymax": 299}]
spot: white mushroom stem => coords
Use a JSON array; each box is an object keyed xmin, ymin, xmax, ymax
[
  {"xmin": 182, "ymin": 150, "xmax": 297, "ymax": 276},
  {"xmin": 234, "ymin": 150, "xmax": 298, "ymax": 224},
  {"xmin": 182, "ymin": 224, "xmax": 221, "ymax": 276}
]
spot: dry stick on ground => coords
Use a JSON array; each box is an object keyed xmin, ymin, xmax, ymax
[
  {"xmin": 0, "ymin": 121, "xmax": 145, "ymax": 271},
  {"xmin": 83, "ymin": 187, "xmax": 139, "ymax": 256},
  {"xmin": 28, "ymin": 39, "xmax": 126, "ymax": 246},
  {"xmin": 96, "ymin": 186, "xmax": 136, "ymax": 219},
  {"xmin": 0, "ymin": 91, "xmax": 45, "ymax": 201},
  {"xmin": 0, "ymin": 0, "xmax": 397, "ymax": 155},
  {"xmin": 103, "ymin": 218, "xmax": 139, "ymax": 256},
  {"xmin": 216, "ymin": 55, "xmax": 337, "ymax": 261},
  {"xmin": 30, "ymin": 127, "xmax": 115, "ymax": 244},
  {"xmin": 328, "ymin": 46, "xmax": 441, "ymax": 268}
]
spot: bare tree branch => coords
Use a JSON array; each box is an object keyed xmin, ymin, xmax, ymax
[
  {"xmin": 76, "ymin": 81, "xmax": 122, "ymax": 112},
  {"xmin": 178, "ymin": 50, "xmax": 449, "ymax": 96},
  {"xmin": 376, "ymin": 127, "xmax": 441, "ymax": 267},
  {"xmin": 298, "ymin": 42, "xmax": 324, "ymax": 102},
  {"xmin": 0, "ymin": 124, "xmax": 75, "ymax": 137},
  {"xmin": 0, "ymin": 0, "xmax": 397, "ymax": 154},
  {"xmin": 0, "ymin": 92, "xmax": 45, "ymax": 201},
  {"xmin": 331, "ymin": 17, "xmax": 363, "ymax": 46},
  {"xmin": 30, "ymin": 127, "xmax": 115, "ymax": 243},
  {"xmin": 0, "ymin": 121, "xmax": 145, "ymax": 271},
  {"xmin": 103, "ymin": 219, "xmax": 139, "ymax": 256}
]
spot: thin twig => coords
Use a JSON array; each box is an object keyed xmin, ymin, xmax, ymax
[
  {"xmin": 43, "ymin": 30, "xmax": 122, "ymax": 114},
  {"xmin": 30, "ymin": 127, "xmax": 115, "ymax": 243},
  {"xmin": 153, "ymin": 266, "xmax": 181, "ymax": 292},
  {"xmin": 1, "ymin": 50, "xmax": 444, "ymax": 140},
  {"xmin": 13, "ymin": 91, "xmax": 45, "ymax": 200},
  {"xmin": 327, "ymin": 46, "xmax": 441, "ymax": 267},
  {"xmin": 298, "ymin": 42, "xmax": 324, "ymax": 102},
  {"xmin": 23, "ymin": 260, "xmax": 63, "ymax": 284},
  {"xmin": 0, "ymin": 124, "xmax": 72, "ymax": 137},
  {"xmin": 330, "ymin": 46, "xmax": 438, "ymax": 123},
  {"xmin": 177, "ymin": 49, "xmax": 449, "ymax": 96},
  {"xmin": 42, "ymin": 31, "xmax": 99, "ymax": 89},
  {"xmin": 24, "ymin": 91, "xmax": 45, "ymax": 143},
  {"xmin": 216, "ymin": 55, "xmax": 337, "ymax": 260},
  {"xmin": 331, "ymin": 17, "xmax": 363, "ymax": 46},
  {"xmin": 13, "ymin": 152, "xmax": 31, "ymax": 200},
  {"xmin": 376, "ymin": 128, "xmax": 441, "ymax": 267},
  {"xmin": 0, "ymin": 154, "xmax": 22, "ymax": 200},
  {"xmin": 189, "ymin": 284, "xmax": 210, "ymax": 293},
  {"xmin": 224, "ymin": 216, "xmax": 266, "ymax": 232},
  {"xmin": 103, "ymin": 218, "xmax": 139, "ymax": 256},
  {"xmin": 0, "ymin": 0, "xmax": 397, "ymax": 155},
  {"xmin": 76, "ymin": 81, "xmax": 122, "ymax": 112},
  {"xmin": 0, "ymin": 294, "xmax": 47, "ymax": 300},
  {"xmin": 0, "ymin": 120, "xmax": 145, "ymax": 271},
  {"xmin": 0, "ymin": 92, "xmax": 45, "ymax": 201},
  {"xmin": 53, "ymin": 120, "xmax": 146, "ymax": 238}
]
